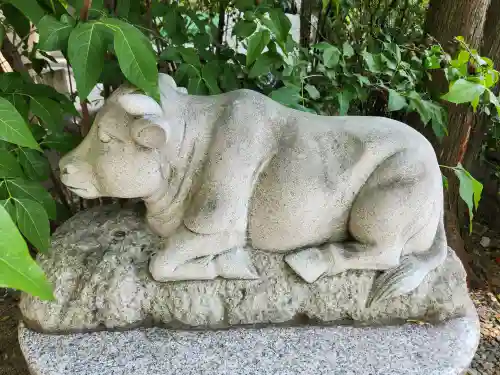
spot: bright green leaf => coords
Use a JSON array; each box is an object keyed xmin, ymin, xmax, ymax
[
  {"xmin": 17, "ymin": 148, "xmax": 51, "ymax": 181},
  {"xmin": 323, "ymin": 46, "xmax": 341, "ymax": 68},
  {"xmin": 266, "ymin": 9, "xmax": 291, "ymax": 45},
  {"xmin": 0, "ymin": 97, "xmax": 40, "ymax": 150},
  {"xmin": 342, "ymin": 41, "xmax": 354, "ymax": 58},
  {"xmin": 337, "ymin": 89, "xmax": 355, "ymax": 115},
  {"xmin": 0, "ymin": 204, "xmax": 53, "ymax": 300},
  {"xmin": 105, "ymin": 19, "xmax": 159, "ymax": 100},
  {"xmin": 312, "ymin": 42, "xmax": 332, "ymax": 50},
  {"xmin": 37, "ymin": 15, "xmax": 73, "ymax": 51},
  {"xmin": 5, "ymin": 179, "xmax": 56, "ymax": 220},
  {"xmin": 388, "ymin": 89, "xmax": 407, "ymax": 111},
  {"xmin": 4, "ymin": 0, "xmax": 45, "ymax": 24},
  {"xmin": 453, "ymin": 163, "xmax": 483, "ymax": 231},
  {"xmin": 249, "ymin": 54, "xmax": 274, "ymax": 78},
  {"xmin": 30, "ymin": 97, "xmax": 63, "ymax": 132},
  {"xmin": 68, "ymin": 22, "xmax": 107, "ymax": 100},
  {"xmin": 270, "ymin": 86, "xmax": 301, "ymax": 106},
  {"xmin": 232, "ymin": 20, "xmax": 257, "ymax": 39},
  {"xmin": 0, "ymin": 149, "xmax": 23, "ymax": 178},
  {"xmin": 179, "ymin": 47, "xmax": 201, "ymax": 67},
  {"xmin": 441, "ymin": 79, "xmax": 486, "ymax": 104},
  {"xmin": 246, "ymin": 29, "xmax": 271, "ymax": 67},
  {"xmin": 187, "ymin": 76, "xmax": 207, "ymax": 95},
  {"xmin": 14, "ymin": 198, "xmax": 50, "ymax": 253},
  {"xmin": 41, "ymin": 131, "xmax": 81, "ymax": 154},
  {"xmin": 202, "ymin": 64, "xmax": 221, "ymax": 95},
  {"xmin": 304, "ymin": 84, "xmax": 320, "ymax": 100}
]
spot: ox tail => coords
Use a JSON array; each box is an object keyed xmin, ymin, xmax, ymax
[{"xmin": 366, "ymin": 215, "xmax": 448, "ymax": 307}]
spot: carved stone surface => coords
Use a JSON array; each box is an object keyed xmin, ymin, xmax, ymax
[
  {"xmin": 20, "ymin": 206, "xmax": 474, "ymax": 332},
  {"xmin": 18, "ymin": 309, "xmax": 480, "ymax": 375},
  {"xmin": 59, "ymin": 73, "xmax": 450, "ymax": 305}
]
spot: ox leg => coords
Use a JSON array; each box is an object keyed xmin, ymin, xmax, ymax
[
  {"xmin": 286, "ymin": 150, "xmax": 438, "ymax": 284},
  {"xmin": 149, "ymin": 225, "xmax": 258, "ymax": 281},
  {"xmin": 183, "ymin": 121, "xmax": 274, "ymax": 235}
]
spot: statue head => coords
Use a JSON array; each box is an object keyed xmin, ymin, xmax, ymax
[{"xmin": 59, "ymin": 74, "xmax": 185, "ymax": 199}]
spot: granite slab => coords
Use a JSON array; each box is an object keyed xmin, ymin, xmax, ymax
[{"xmin": 19, "ymin": 310, "xmax": 479, "ymax": 375}]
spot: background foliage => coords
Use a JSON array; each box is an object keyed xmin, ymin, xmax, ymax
[{"xmin": 0, "ymin": 0, "xmax": 497, "ymax": 299}]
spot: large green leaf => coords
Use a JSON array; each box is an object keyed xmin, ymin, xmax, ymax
[
  {"xmin": 41, "ymin": 131, "xmax": 81, "ymax": 154},
  {"xmin": 0, "ymin": 149, "xmax": 24, "ymax": 178},
  {"xmin": 387, "ymin": 89, "xmax": 407, "ymax": 111},
  {"xmin": 232, "ymin": 20, "xmax": 257, "ymax": 39},
  {"xmin": 30, "ymin": 97, "xmax": 63, "ymax": 132},
  {"xmin": 0, "ymin": 204, "xmax": 53, "ymax": 300},
  {"xmin": 323, "ymin": 46, "xmax": 341, "ymax": 68},
  {"xmin": 104, "ymin": 19, "xmax": 159, "ymax": 100},
  {"xmin": 14, "ymin": 198, "xmax": 50, "ymax": 253},
  {"xmin": 68, "ymin": 22, "xmax": 107, "ymax": 100},
  {"xmin": 0, "ymin": 97, "xmax": 40, "ymax": 150},
  {"xmin": 270, "ymin": 86, "xmax": 301, "ymax": 106},
  {"xmin": 5, "ymin": 179, "xmax": 56, "ymax": 220},
  {"xmin": 17, "ymin": 148, "xmax": 51, "ymax": 181},
  {"xmin": 441, "ymin": 79, "xmax": 486, "ymax": 104},
  {"xmin": 1, "ymin": 4, "xmax": 30, "ymax": 37},
  {"xmin": 249, "ymin": 54, "xmax": 274, "ymax": 78},
  {"xmin": 246, "ymin": 29, "xmax": 271, "ymax": 67},
  {"xmin": 304, "ymin": 84, "xmax": 320, "ymax": 100},
  {"xmin": 202, "ymin": 64, "xmax": 221, "ymax": 95},
  {"xmin": 37, "ymin": 15, "xmax": 73, "ymax": 51},
  {"xmin": 453, "ymin": 163, "xmax": 483, "ymax": 231},
  {"xmin": 264, "ymin": 9, "xmax": 291, "ymax": 46}
]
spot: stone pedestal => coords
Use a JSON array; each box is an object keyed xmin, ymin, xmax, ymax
[{"xmin": 20, "ymin": 310, "xmax": 479, "ymax": 375}]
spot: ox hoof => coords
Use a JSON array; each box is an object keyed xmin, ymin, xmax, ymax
[
  {"xmin": 285, "ymin": 248, "xmax": 328, "ymax": 283},
  {"xmin": 149, "ymin": 253, "xmax": 217, "ymax": 282},
  {"xmin": 214, "ymin": 247, "xmax": 259, "ymax": 280}
]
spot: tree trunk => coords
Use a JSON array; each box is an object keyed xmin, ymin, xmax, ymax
[
  {"xmin": 425, "ymin": 0, "xmax": 491, "ymax": 286},
  {"xmin": 299, "ymin": 0, "xmax": 313, "ymax": 48}
]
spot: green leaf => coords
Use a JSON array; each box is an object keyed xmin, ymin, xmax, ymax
[
  {"xmin": 388, "ymin": 89, "xmax": 407, "ymax": 111},
  {"xmin": 323, "ymin": 46, "xmax": 341, "ymax": 68},
  {"xmin": 249, "ymin": 54, "xmax": 274, "ymax": 78},
  {"xmin": 270, "ymin": 86, "xmax": 301, "ymax": 106},
  {"xmin": 41, "ymin": 131, "xmax": 81, "ymax": 154},
  {"xmin": 116, "ymin": 0, "xmax": 131, "ymax": 18},
  {"xmin": 337, "ymin": 89, "xmax": 355, "ymax": 115},
  {"xmin": 1, "ymin": 199, "xmax": 15, "ymax": 219},
  {"xmin": 312, "ymin": 42, "xmax": 332, "ymax": 50},
  {"xmin": 13, "ymin": 199, "xmax": 50, "ymax": 253},
  {"xmin": 37, "ymin": 15, "xmax": 73, "ymax": 51},
  {"xmin": 304, "ymin": 84, "xmax": 320, "ymax": 100},
  {"xmin": 17, "ymin": 148, "xmax": 51, "ymax": 181},
  {"xmin": 1, "ymin": 4, "xmax": 30, "ymax": 38},
  {"xmin": 342, "ymin": 41, "xmax": 354, "ymax": 58},
  {"xmin": 30, "ymin": 97, "xmax": 63, "ymax": 132},
  {"xmin": 0, "ymin": 204, "xmax": 53, "ymax": 300},
  {"xmin": 246, "ymin": 29, "xmax": 271, "ymax": 67},
  {"xmin": 0, "ymin": 97, "xmax": 40, "ymax": 150},
  {"xmin": 0, "ymin": 150, "xmax": 22, "ymax": 179},
  {"xmin": 0, "ymin": 149, "xmax": 23, "ymax": 178},
  {"xmin": 266, "ymin": 8, "xmax": 291, "ymax": 45},
  {"xmin": 4, "ymin": 0, "xmax": 45, "ymax": 24},
  {"xmin": 232, "ymin": 20, "xmax": 257, "ymax": 39},
  {"xmin": 453, "ymin": 163, "xmax": 483, "ymax": 231},
  {"xmin": 362, "ymin": 50, "xmax": 383, "ymax": 72},
  {"xmin": 5, "ymin": 179, "xmax": 56, "ymax": 220},
  {"xmin": 441, "ymin": 79, "xmax": 486, "ymax": 104},
  {"xmin": 187, "ymin": 76, "xmax": 208, "ymax": 95},
  {"xmin": 179, "ymin": 47, "xmax": 201, "ymax": 67},
  {"xmin": 104, "ymin": 19, "xmax": 159, "ymax": 101},
  {"xmin": 202, "ymin": 64, "xmax": 221, "ymax": 95},
  {"xmin": 0, "ymin": 24, "xmax": 5, "ymax": 49},
  {"xmin": 220, "ymin": 66, "xmax": 239, "ymax": 91},
  {"xmin": 68, "ymin": 22, "xmax": 107, "ymax": 101},
  {"xmin": 408, "ymin": 92, "xmax": 432, "ymax": 125}
]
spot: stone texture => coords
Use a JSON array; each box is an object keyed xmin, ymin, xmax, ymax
[
  {"xmin": 18, "ymin": 309, "xmax": 480, "ymax": 375},
  {"xmin": 21, "ymin": 206, "xmax": 474, "ymax": 332}
]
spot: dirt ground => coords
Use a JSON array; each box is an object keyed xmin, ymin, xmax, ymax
[{"xmin": 0, "ymin": 221, "xmax": 499, "ymax": 375}]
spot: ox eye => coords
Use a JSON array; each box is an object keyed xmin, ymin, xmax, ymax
[{"xmin": 99, "ymin": 133, "xmax": 112, "ymax": 143}]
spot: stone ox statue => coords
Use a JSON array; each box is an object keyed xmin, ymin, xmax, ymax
[{"xmin": 60, "ymin": 74, "xmax": 448, "ymax": 306}]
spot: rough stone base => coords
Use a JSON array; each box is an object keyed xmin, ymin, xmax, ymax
[{"xmin": 19, "ymin": 310, "xmax": 479, "ymax": 375}]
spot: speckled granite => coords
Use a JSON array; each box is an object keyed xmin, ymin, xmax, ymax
[
  {"xmin": 19, "ymin": 309, "xmax": 479, "ymax": 375},
  {"xmin": 21, "ymin": 206, "xmax": 474, "ymax": 332}
]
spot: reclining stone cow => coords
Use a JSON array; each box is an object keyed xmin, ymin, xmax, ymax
[{"xmin": 59, "ymin": 73, "xmax": 448, "ymax": 306}]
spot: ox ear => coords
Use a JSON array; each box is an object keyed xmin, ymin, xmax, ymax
[
  {"xmin": 118, "ymin": 94, "xmax": 163, "ymax": 117},
  {"xmin": 130, "ymin": 118, "xmax": 167, "ymax": 149}
]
